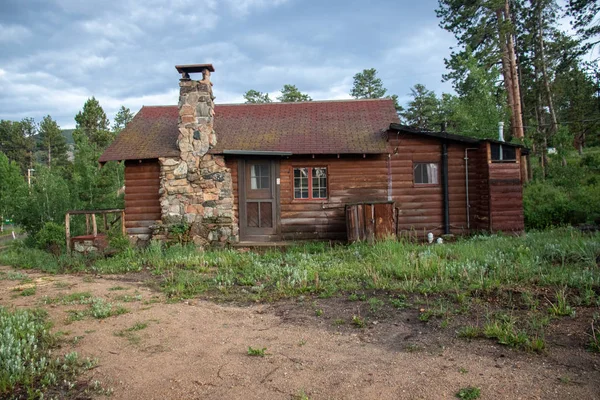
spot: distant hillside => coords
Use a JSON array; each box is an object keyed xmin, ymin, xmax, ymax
[
  {"xmin": 62, "ymin": 129, "xmax": 75, "ymax": 144},
  {"xmin": 31, "ymin": 129, "xmax": 75, "ymax": 144}
]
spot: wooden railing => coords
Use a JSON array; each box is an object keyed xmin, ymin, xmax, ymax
[{"xmin": 65, "ymin": 209, "xmax": 125, "ymax": 253}]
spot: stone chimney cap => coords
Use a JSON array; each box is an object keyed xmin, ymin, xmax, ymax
[{"xmin": 175, "ymin": 64, "xmax": 215, "ymax": 74}]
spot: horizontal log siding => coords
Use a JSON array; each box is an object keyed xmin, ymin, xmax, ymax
[
  {"xmin": 488, "ymin": 156, "xmax": 524, "ymax": 232},
  {"xmin": 388, "ymin": 135, "xmax": 476, "ymax": 237},
  {"xmin": 223, "ymin": 136, "xmax": 523, "ymax": 242},
  {"xmin": 124, "ymin": 160, "xmax": 161, "ymax": 234},
  {"xmin": 279, "ymin": 156, "xmax": 388, "ymax": 241}
]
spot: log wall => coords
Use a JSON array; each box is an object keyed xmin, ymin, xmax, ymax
[{"xmin": 124, "ymin": 159, "xmax": 161, "ymax": 236}]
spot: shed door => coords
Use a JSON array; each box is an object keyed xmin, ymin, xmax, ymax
[{"xmin": 239, "ymin": 160, "xmax": 279, "ymax": 241}]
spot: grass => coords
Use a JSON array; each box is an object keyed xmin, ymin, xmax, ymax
[
  {"xmin": 247, "ymin": 346, "xmax": 267, "ymax": 357},
  {"xmin": 0, "ymin": 307, "xmax": 97, "ymax": 398},
  {"xmin": 456, "ymin": 386, "xmax": 481, "ymax": 400},
  {"xmin": 20, "ymin": 286, "xmax": 36, "ymax": 296},
  {"xmin": 2, "ymin": 228, "xmax": 600, "ymax": 353},
  {"xmin": 115, "ymin": 321, "xmax": 150, "ymax": 345}
]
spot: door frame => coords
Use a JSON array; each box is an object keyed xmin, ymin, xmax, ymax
[{"xmin": 238, "ymin": 158, "xmax": 281, "ymax": 241}]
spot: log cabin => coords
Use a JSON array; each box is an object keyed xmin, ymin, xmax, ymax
[{"xmin": 98, "ymin": 64, "xmax": 525, "ymax": 246}]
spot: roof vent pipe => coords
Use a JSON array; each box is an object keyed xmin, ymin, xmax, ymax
[{"xmin": 498, "ymin": 121, "xmax": 505, "ymax": 142}]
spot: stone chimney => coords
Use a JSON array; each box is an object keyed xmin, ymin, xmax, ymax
[{"xmin": 157, "ymin": 64, "xmax": 237, "ymax": 246}]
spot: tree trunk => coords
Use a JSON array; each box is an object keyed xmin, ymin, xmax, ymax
[
  {"xmin": 496, "ymin": 8, "xmax": 517, "ymax": 138},
  {"xmin": 498, "ymin": 1, "xmax": 529, "ymax": 182},
  {"xmin": 537, "ymin": 6, "xmax": 558, "ymax": 138}
]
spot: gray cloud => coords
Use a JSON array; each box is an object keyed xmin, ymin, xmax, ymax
[{"xmin": 0, "ymin": 0, "xmax": 457, "ymax": 128}]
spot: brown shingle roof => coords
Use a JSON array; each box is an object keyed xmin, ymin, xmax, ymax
[{"xmin": 99, "ymin": 98, "xmax": 399, "ymax": 162}]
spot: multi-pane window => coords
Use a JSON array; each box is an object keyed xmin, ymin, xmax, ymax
[
  {"xmin": 490, "ymin": 144, "xmax": 517, "ymax": 162},
  {"xmin": 294, "ymin": 167, "xmax": 327, "ymax": 199},
  {"xmin": 250, "ymin": 164, "xmax": 270, "ymax": 189},
  {"xmin": 413, "ymin": 163, "xmax": 439, "ymax": 185}
]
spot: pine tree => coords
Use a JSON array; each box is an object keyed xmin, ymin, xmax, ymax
[
  {"xmin": 243, "ymin": 90, "xmax": 272, "ymax": 104},
  {"xmin": 113, "ymin": 106, "xmax": 135, "ymax": 134},
  {"xmin": 38, "ymin": 115, "xmax": 68, "ymax": 169},
  {"xmin": 277, "ymin": 85, "xmax": 312, "ymax": 102},
  {"xmin": 400, "ymin": 84, "xmax": 441, "ymax": 130},
  {"xmin": 74, "ymin": 97, "xmax": 112, "ymax": 149},
  {"xmin": 350, "ymin": 68, "xmax": 387, "ymax": 99},
  {"xmin": 0, "ymin": 152, "xmax": 27, "ymax": 232}
]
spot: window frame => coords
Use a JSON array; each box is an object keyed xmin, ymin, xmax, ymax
[
  {"xmin": 490, "ymin": 143, "xmax": 518, "ymax": 163},
  {"xmin": 292, "ymin": 166, "xmax": 329, "ymax": 201},
  {"xmin": 412, "ymin": 162, "xmax": 440, "ymax": 186}
]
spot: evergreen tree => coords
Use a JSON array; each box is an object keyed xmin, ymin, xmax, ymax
[
  {"xmin": 277, "ymin": 84, "xmax": 312, "ymax": 102},
  {"xmin": 350, "ymin": 68, "xmax": 387, "ymax": 99},
  {"xmin": 74, "ymin": 97, "xmax": 112, "ymax": 149},
  {"xmin": 567, "ymin": 0, "xmax": 600, "ymax": 52},
  {"xmin": 400, "ymin": 84, "xmax": 441, "ymax": 130},
  {"xmin": 38, "ymin": 115, "xmax": 68, "ymax": 169},
  {"xmin": 112, "ymin": 106, "xmax": 135, "ymax": 134},
  {"xmin": 243, "ymin": 90, "xmax": 272, "ymax": 104},
  {"xmin": 0, "ymin": 119, "xmax": 36, "ymax": 174},
  {"xmin": 0, "ymin": 152, "xmax": 27, "ymax": 232}
]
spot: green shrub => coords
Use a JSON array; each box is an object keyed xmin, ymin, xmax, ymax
[
  {"xmin": 524, "ymin": 182, "xmax": 571, "ymax": 229},
  {"xmin": 35, "ymin": 222, "xmax": 65, "ymax": 255},
  {"xmin": 0, "ymin": 307, "xmax": 95, "ymax": 398}
]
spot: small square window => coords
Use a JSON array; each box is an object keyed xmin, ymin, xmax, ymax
[
  {"xmin": 294, "ymin": 167, "xmax": 327, "ymax": 199},
  {"xmin": 491, "ymin": 144, "xmax": 517, "ymax": 162},
  {"xmin": 414, "ymin": 163, "xmax": 439, "ymax": 185}
]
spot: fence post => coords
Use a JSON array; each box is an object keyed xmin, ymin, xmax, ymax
[
  {"xmin": 91, "ymin": 214, "xmax": 97, "ymax": 237},
  {"xmin": 65, "ymin": 213, "xmax": 71, "ymax": 253}
]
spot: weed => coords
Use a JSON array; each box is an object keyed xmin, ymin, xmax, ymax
[
  {"xmin": 348, "ymin": 293, "xmax": 359, "ymax": 301},
  {"xmin": 333, "ymin": 318, "xmax": 345, "ymax": 326},
  {"xmin": 351, "ymin": 315, "xmax": 365, "ymax": 328},
  {"xmin": 459, "ymin": 367, "xmax": 468, "ymax": 374},
  {"xmin": 72, "ymin": 335, "xmax": 84, "ymax": 345},
  {"xmin": 20, "ymin": 286, "xmax": 36, "ymax": 296},
  {"xmin": 368, "ymin": 297, "xmax": 384, "ymax": 314},
  {"xmin": 315, "ymin": 308, "xmax": 323, "ymax": 317},
  {"xmin": 53, "ymin": 281, "xmax": 70, "ymax": 289},
  {"xmin": 294, "ymin": 389, "xmax": 310, "ymax": 400},
  {"xmin": 113, "ymin": 294, "xmax": 143, "ymax": 303},
  {"xmin": 389, "ymin": 294, "xmax": 409, "ymax": 309},
  {"xmin": 247, "ymin": 346, "xmax": 267, "ymax": 357},
  {"xmin": 419, "ymin": 310, "xmax": 433, "ymax": 322},
  {"xmin": 405, "ymin": 343, "xmax": 422, "ymax": 352},
  {"xmin": 456, "ymin": 386, "xmax": 481, "ymax": 400},
  {"xmin": 588, "ymin": 314, "xmax": 600, "ymax": 353},
  {"xmin": 115, "ymin": 322, "xmax": 149, "ymax": 345},
  {"xmin": 44, "ymin": 292, "xmax": 93, "ymax": 305},
  {"xmin": 108, "ymin": 286, "xmax": 128, "ymax": 291},
  {"xmin": 457, "ymin": 325, "xmax": 481, "ymax": 339},
  {"xmin": 483, "ymin": 314, "xmax": 545, "ymax": 352},
  {"xmin": 547, "ymin": 289, "xmax": 575, "ymax": 317},
  {"xmin": 0, "ymin": 307, "xmax": 97, "ymax": 397}
]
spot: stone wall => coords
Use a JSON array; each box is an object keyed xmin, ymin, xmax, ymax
[{"xmin": 155, "ymin": 70, "xmax": 238, "ymax": 246}]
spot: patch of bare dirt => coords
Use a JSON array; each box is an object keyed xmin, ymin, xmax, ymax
[{"xmin": 1, "ymin": 265, "xmax": 599, "ymax": 400}]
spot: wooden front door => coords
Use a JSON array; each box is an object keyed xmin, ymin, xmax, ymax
[{"xmin": 239, "ymin": 159, "xmax": 280, "ymax": 241}]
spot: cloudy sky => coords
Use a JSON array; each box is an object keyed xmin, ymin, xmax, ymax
[{"xmin": 0, "ymin": 0, "xmax": 458, "ymax": 129}]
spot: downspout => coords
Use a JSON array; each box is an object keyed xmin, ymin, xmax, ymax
[
  {"xmin": 464, "ymin": 148, "xmax": 478, "ymax": 231},
  {"xmin": 441, "ymin": 141, "xmax": 450, "ymax": 235},
  {"xmin": 387, "ymin": 154, "xmax": 392, "ymax": 202}
]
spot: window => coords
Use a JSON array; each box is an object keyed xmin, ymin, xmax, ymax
[
  {"xmin": 413, "ymin": 163, "xmax": 439, "ymax": 185},
  {"xmin": 491, "ymin": 144, "xmax": 517, "ymax": 162},
  {"xmin": 294, "ymin": 167, "xmax": 327, "ymax": 199},
  {"xmin": 250, "ymin": 164, "xmax": 270, "ymax": 189}
]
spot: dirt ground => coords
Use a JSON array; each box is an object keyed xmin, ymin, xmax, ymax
[{"xmin": 1, "ymin": 265, "xmax": 599, "ymax": 400}]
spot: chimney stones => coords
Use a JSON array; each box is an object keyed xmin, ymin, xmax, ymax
[{"xmin": 156, "ymin": 64, "xmax": 238, "ymax": 246}]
